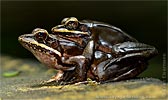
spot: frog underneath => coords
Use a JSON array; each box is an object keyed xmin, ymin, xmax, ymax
[{"xmin": 18, "ymin": 17, "xmax": 158, "ymax": 84}]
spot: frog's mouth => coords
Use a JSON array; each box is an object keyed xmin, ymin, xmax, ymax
[
  {"xmin": 18, "ymin": 34, "xmax": 62, "ymax": 57},
  {"xmin": 51, "ymin": 25, "xmax": 89, "ymax": 36}
]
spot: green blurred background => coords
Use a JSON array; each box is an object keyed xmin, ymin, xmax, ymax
[{"xmin": 1, "ymin": 1, "xmax": 167, "ymax": 81}]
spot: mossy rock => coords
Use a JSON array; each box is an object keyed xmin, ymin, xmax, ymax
[{"xmin": 1, "ymin": 55, "xmax": 167, "ymax": 99}]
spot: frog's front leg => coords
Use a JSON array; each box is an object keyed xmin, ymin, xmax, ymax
[
  {"xmin": 43, "ymin": 55, "xmax": 91, "ymax": 85},
  {"xmin": 45, "ymin": 40, "xmax": 94, "ymax": 85},
  {"xmin": 43, "ymin": 67, "xmax": 79, "ymax": 85},
  {"xmin": 58, "ymin": 40, "xmax": 94, "ymax": 84},
  {"xmin": 61, "ymin": 55, "xmax": 90, "ymax": 83},
  {"xmin": 45, "ymin": 70, "xmax": 64, "ymax": 83}
]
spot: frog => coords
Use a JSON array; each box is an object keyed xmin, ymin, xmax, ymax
[
  {"xmin": 18, "ymin": 28, "xmax": 90, "ymax": 84},
  {"xmin": 18, "ymin": 17, "xmax": 158, "ymax": 85}
]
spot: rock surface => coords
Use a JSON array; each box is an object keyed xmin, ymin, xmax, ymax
[{"xmin": 1, "ymin": 56, "xmax": 167, "ymax": 100}]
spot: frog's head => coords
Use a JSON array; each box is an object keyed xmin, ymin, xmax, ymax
[
  {"xmin": 51, "ymin": 17, "xmax": 90, "ymax": 37},
  {"xmin": 51, "ymin": 17, "xmax": 91, "ymax": 48},
  {"xmin": 18, "ymin": 28, "xmax": 67, "ymax": 69},
  {"xmin": 18, "ymin": 28, "xmax": 61, "ymax": 55}
]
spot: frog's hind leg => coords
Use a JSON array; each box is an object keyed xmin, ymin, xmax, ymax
[
  {"xmin": 112, "ymin": 61, "xmax": 147, "ymax": 81},
  {"xmin": 101, "ymin": 61, "xmax": 148, "ymax": 83}
]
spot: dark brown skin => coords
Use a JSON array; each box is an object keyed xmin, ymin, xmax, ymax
[{"xmin": 18, "ymin": 17, "xmax": 158, "ymax": 85}]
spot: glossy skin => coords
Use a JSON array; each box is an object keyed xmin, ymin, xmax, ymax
[{"xmin": 18, "ymin": 17, "xmax": 158, "ymax": 84}]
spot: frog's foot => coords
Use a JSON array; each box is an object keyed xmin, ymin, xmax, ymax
[
  {"xmin": 40, "ymin": 80, "xmax": 60, "ymax": 86},
  {"xmin": 41, "ymin": 70, "xmax": 64, "ymax": 86},
  {"xmin": 41, "ymin": 70, "xmax": 79, "ymax": 85},
  {"xmin": 74, "ymin": 79, "xmax": 98, "ymax": 85}
]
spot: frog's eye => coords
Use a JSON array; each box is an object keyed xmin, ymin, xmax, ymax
[
  {"xmin": 32, "ymin": 28, "xmax": 49, "ymax": 41},
  {"xmin": 62, "ymin": 17, "xmax": 79, "ymax": 30},
  {"xmin": 34, "ymin": 31, "xmax": 48, "ymax": 41},
  {"xmin": 65, "ymin": 21, "xmax": 79, "ymax": 30}
]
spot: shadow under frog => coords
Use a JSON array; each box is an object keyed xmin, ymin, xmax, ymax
[{"xmin": 18, "ymin": 17, "xmax": 158, "ymax": 85}]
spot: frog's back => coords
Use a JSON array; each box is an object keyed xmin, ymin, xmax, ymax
[{"xmin": 81, "ymin": 20, "xmax": 138, "ymax": 46}]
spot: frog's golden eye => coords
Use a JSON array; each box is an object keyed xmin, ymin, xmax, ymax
[
  {"xmin": 65, "ymin": 21, "xmax": 79, "ymax": 30},
  {"xmin": 61, "ymin": 17, "xmax": 78, "ymax": 24},
  {"xmin": 61, "ymin": 17, "xmax": 79, "ymax": 30},
  {"xmin": 34, "ymin": 31, "xmax": 48, "ymax": 42},
  {"xmin": 32, "ymin": 28, "xmax": 49, "ymax": 42}
]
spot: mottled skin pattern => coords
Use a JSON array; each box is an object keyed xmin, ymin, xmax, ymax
[{"xmin": 18, "ymin": 17, "xmax": 158, "ymax": 85}]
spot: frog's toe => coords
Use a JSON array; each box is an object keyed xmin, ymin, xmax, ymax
[{"xmin": 40, "ymin": 79, "xmax": 62, "ymax": 86}]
